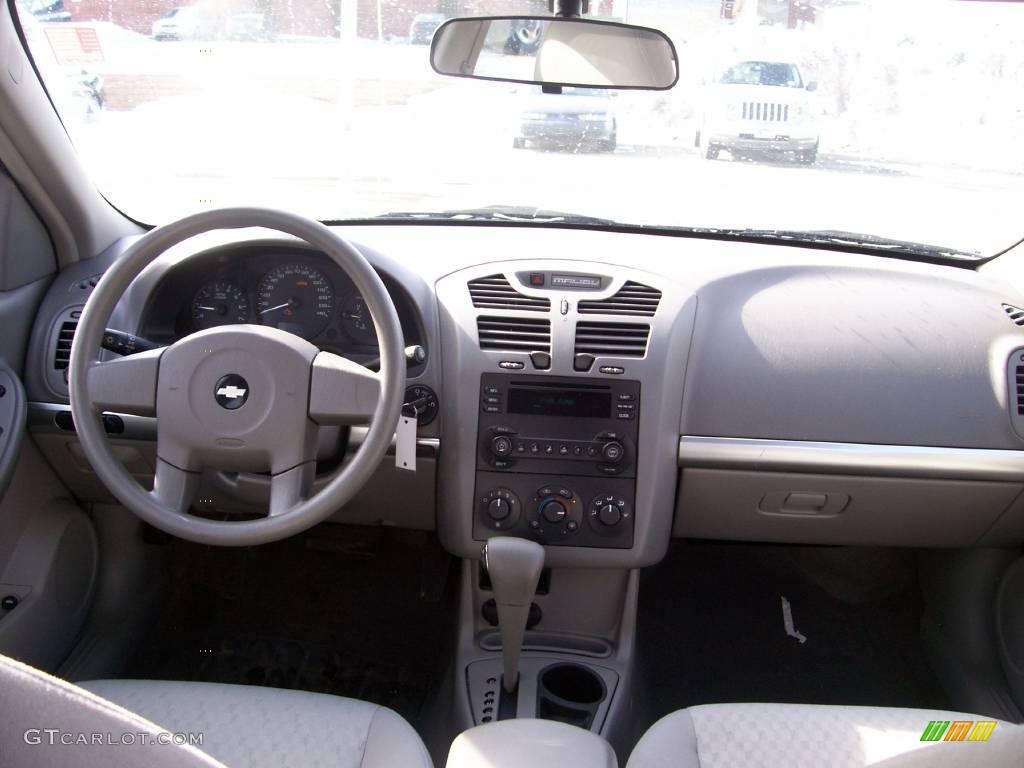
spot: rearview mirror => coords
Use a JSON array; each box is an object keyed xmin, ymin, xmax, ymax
[{"xmin": 430, "ymin": 16, "xmax": 678, "ymax": 91}]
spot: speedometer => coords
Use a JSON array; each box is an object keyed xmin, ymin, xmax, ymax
[{"xmin": 256, "ymin": 263, "xmax": 334, "ymax": 340}]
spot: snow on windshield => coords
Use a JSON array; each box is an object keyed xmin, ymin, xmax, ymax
[{"xmin": 14, "ymin": 0, "xmax": 1024, "ymax": 256}]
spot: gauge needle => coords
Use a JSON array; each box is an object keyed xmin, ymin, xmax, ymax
[
  {"xmin": 195, "ymin": 305, "xmax": 218, "ymax": 312},
  {"xmin": 259, "ymin": 302, "xmax": 292, "ymax": 315}
]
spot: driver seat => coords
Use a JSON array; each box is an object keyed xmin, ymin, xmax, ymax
[{"xmin": 0, "ymin": 653, "xmax": 432, "ymax": 768}]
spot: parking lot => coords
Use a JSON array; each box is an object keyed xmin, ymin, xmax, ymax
[{"xmin": 38, "ymin": 29, "xmax": 1023, "ymax": 256}]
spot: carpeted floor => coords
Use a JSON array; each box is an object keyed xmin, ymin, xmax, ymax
[
  {"xmin": 635, "ymin": 541, "xmax": 948, "ymax": 725},
  {"xmin": 126, "ymin": 524, "xmax": 457, "ymax": 728}
]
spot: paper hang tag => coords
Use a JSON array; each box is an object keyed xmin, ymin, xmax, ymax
[{"xmin": 395, "ymin": 416, "xmax": 417, "ymax": 472}]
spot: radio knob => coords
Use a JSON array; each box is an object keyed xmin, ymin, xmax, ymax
[
  {"xmin": 540, "ymin": 498, "xmax": 567, "ymax": 524},
  {"xmin": 598, "ymin": 504, "xmax": 622, "ymax": 526},
  {"xmin": 601, "ymin": 440, "xmax": 625, "ymax": 464},
  {"xmin": 490, "ymin": 436, "xmax": 514, "ymax": 458},
  {"xmin": 487, "ymin": 498, "xmax": 511, "ymax": 521}
]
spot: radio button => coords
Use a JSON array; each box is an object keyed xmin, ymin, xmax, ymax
[
  {"xmin": 491, "ymin": 436, "xmax": 514, "ymax": 457},
  {"xmin": 599, "ymin": 366, "xmax": 625, "ymax": 375},
  {"xmin": 484, "ymin": 386, "xmax": 501, "ymax": 395},
  {"xmin": 601, "ymin": 441, "xmax": 625, "ymax": 464},
  {"xmin": 498, "ymin": 361, "xmax": 525, "ymax": 370}
]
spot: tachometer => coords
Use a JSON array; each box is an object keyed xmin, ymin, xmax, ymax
[
  {"xmin": 192, "ymin": 280, "xmax": 249, "ymax": 330},
  {"xmin": 256, "ymin": 263, "xmax": 334, "ymax": 340}
]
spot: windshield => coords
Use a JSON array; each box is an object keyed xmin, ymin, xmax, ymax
[{"xmin": 13, "ymin": 1, "xmax": 1023, "ymax": 257}]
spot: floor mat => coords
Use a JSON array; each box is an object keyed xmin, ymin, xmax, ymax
[
  {"xmin": 636, "ymin": 542, "xmax": 948, "ymax": 723},
  {"xmin": 127, "ymin": 525, "xmax": 456, "ymax": 727}
]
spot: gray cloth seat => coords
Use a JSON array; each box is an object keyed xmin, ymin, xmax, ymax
[
  {"xmin": 627, "ymin": 703, "xmax": 1024, "ymax": 768},
  {"xmin": 0, "ymin": 652, "xmax": 431, "ymax": 768}
]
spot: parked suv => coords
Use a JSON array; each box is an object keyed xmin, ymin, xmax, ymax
[{"xmin": 697, "ymin": 59, "xmax": 820, "ymax": 164}]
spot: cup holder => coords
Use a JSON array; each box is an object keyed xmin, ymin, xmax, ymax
[{"xmin": 537, "ymin": 663, "xmax": 606, "ymax": 729}]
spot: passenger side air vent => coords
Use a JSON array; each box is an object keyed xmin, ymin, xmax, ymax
[
  {"xmin": 477, "ymin": 316, "xmax": 551, "ymax": 353},
  {"xmin": 1003, "ymin": 303, "xmax": 1024, "ymax": 327},
  {"xmin": 53, "ymin": 320, "xmax": 77, "ymax": 370},
  {"xmin": 1016, "ymin": 364, "xmax": 1024, "ymax": 416},
  {"xmin": 577, "ymin": 281, "xmax": 661, "ymax": 317},
  {"xmin": 574, "ymin": 321, "xmax": 650, "ymax": 358},
  {"xmin": 469, "ymin": 274, "xmax": 549, "ymax": 311}
]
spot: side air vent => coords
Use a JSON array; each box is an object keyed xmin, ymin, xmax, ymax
[
  {"xmin": 54, "ymin": 320, "xmax": 77, "ymax": 370},
  {"xmin": 469, "ymin": 274, "xmax": 549, "ymax": 311},
  {"xmin": 477, "ymin": 316, "xmax": 551, "ymax": 353},
  {"xmin": 1003, "ymin": 304, "xmax": 1024, "ymax": 327},
  {"xmin": 578, "ymin": 281, "xmax": 661, "ymax": 317},
  {"xmin": 1014, "ymin": 363, "xmax": 1024, "ymax": 416},
  {"xmin": 574, "ymin": 321, "xmax": 650, "ymax": 358}
]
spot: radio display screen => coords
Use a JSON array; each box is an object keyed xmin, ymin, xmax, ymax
[{"xmin": 507, "ymin": 387, "xmax": 611, "ymax": 419}]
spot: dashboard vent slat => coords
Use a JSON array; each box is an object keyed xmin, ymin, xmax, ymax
[
  {"xmin": 574, "ymin": 321, "xmax": 650, "ymax": 358},
  {"xmin": 578, "ymin": 281, "xmax": 661, "ymax": 317},
  {"xmin": 1017, "ymin": 365, "xmax": 1024, "ymax": 416},
  {"xmin": 477, "ymin": 316, "xmax": 551, "ymax": 353},
  {"xmin": 1003, "ymin": 303, "xmax": 1024, "ymax": 327},
  {"xmin": 469, "ymin": 274, "xmax": 549, "ymax": 311},
  {"xmin": 54, "ymin": 320, "xmax": 77, "ymax": 370}
]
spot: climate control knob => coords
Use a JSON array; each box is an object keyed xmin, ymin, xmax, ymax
[
  {"xmin": 540, "ymin": 499, "xmax": 568, "ymax": 524},
  {"xmin": 488, "ymin": 498, "xmax": 511, "ymax": 521},
  {"xmin": 601, "ymin": 440, "xmax": 625, "ymax": 464},
  {"xmin": 598, "ymin": 504, "xmax": 622, "ymax": 526}
]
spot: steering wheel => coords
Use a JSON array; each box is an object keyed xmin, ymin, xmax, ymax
[{"xmin": 68, "ymin": 209, "xmax": 405, "ymax": 546}]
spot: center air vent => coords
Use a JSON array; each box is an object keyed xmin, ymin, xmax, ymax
[
  {"xmin": 578, "ymin": 281, "xmax": 661, "ymax": 317},
  {"xmin": 574, "ymin": 321, "xmax": 650, "ymax": 358},
  {"xmin": 477, "ymin": 316, "xmax": 551, "ymax": 353},
  {"xmin": 54, "ymin": 320, "xmax": 77, "ymax": 370},
  {"xmin": 1003, "ymin": 304, "xmax": 1024, "ymax": 327},
  {"xmin": 469, "ymin": 274, "xmax": 549, "ymax": 311}
]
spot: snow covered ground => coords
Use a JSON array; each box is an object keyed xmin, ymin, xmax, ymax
[{"xmin": 15, "ymin": 1, "xmax": 1024, "ymax": 254}]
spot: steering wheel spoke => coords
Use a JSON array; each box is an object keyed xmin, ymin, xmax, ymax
[
  {"xmin": 268, "ymin": 462, "xmax": 316, "ymax": 517},
  {"xmin": 85, "ymin": 348, "xmax": 164, "ymax": 416},
  {"xmin": 308, "ymin": 351, "xmax": 381, "ymax": 426},
  {"xmin": 149, "ymin": 458, "xmax": 200, "ymax": 516}
]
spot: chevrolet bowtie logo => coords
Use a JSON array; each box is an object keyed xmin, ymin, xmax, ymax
[{"xmin": 214, "ymin": 374, "xmax": 249, "ymax": 410}]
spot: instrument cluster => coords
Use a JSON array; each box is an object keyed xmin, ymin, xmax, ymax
[{"xmin": 139, "ymin": 246, "xmax": 421, "ymax": 362}]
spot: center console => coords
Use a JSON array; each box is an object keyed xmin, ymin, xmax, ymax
[{"xmin": 474, "ymin": 373, "xmax": 639, "ymax": 549}]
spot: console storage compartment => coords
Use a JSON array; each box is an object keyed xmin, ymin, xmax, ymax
[{"xmin": 446, "ymin": 719, "xmax": 617, "ymax": 768}]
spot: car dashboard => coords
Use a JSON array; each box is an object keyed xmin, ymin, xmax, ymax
[{"xmin": 21, "ymin": 223, "xmax": 1024, "ymax": 566}]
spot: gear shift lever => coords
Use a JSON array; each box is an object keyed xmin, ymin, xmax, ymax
[{"xmin": 483, "ymin": 536, "xmax": 545, "ymax": 694}]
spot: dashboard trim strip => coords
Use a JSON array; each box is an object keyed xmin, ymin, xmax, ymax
[
  {"xmin": 28, "ymin": 403, "xmax": 441, "ymax": 458},
  {"xmin": 678, "ymin": 435, "xmax": 1024, "ymax": 482}
]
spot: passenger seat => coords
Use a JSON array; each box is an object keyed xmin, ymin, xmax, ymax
[{"xmin": 627, "ymin": 703, "xmax": 1024, "ymax": 767}]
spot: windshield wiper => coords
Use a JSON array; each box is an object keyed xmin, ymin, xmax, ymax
[
  {"xmin": 369, "ymin": 210, "xmax": 979, "ymax": 262},
  {"xmin": 670, "ymin": 227, "xmax": 981, "ymax": 261},
  {"xmin": 374, "ymin": 205, "xmax": 618, "ymax": 227}
]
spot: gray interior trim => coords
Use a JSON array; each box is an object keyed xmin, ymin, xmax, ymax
[{"xmin": 679, "ymin": 436, "xmax": 1024, "ymax": 482}]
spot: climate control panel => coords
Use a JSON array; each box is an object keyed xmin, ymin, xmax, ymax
[{"xmin": 474, "ymin": 473, "xmax": 635, "ymax": 548}]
